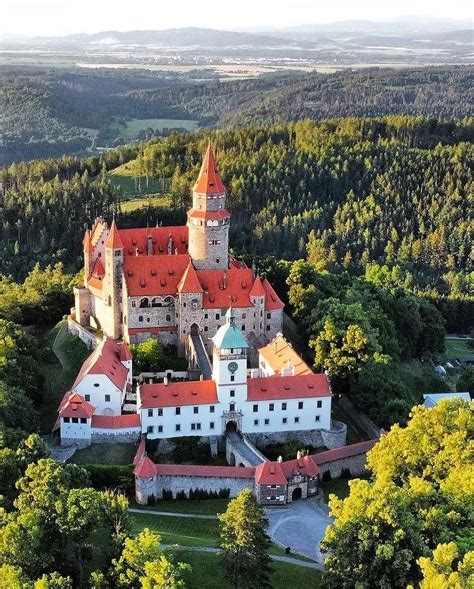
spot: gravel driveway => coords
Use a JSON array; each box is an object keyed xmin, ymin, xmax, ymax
[{"xmin": 265, "ymin": 498, "xmax": 333, "ymax": 563}]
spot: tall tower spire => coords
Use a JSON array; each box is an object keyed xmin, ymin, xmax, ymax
[{"xmin": 187, "ymin": 144, "xmax": 230, "ymax": 270}]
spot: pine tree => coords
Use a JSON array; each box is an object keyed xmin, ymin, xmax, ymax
[{"xmin": 218, "ymin": 489, "xmax": 272, "ymax": 589}]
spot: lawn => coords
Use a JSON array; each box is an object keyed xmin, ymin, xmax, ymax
[
  {"xmin": 110, "ymin": 118, "xmax": 199, "ymax": 141},
  {"xmin": 35, "ymin": 321, "xmax": 90, "ymax": 433},
  {"xmin": 130, "ymin": 512, "xmax": 219, "ymax": 548},
  {"xmin": 176, "ymin": 550, "xmax": 323, "ymax": 589},
  {"xmin": 119, "ymin": 195, "xmax": 173, "ymax": 213},
  {"xmin": 444, "ymin": 337, "xmax": 474, "ymax": 361},
  {"xmin": 68, "ymin": 443, "xmax": 138, "ymax": 465},
  {"xmin": 131, "ymin": 498, "xmax": 230, "ymax": 515},
  {"xmin": 109, "ymin": 172, "xmax": 167, "ymax": 198}
]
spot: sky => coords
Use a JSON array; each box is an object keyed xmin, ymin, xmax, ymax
[{"xmin": 2, "ymin": 0, "xmax": 473, "ymax": 36}]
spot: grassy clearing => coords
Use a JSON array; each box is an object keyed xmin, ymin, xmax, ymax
[
  {"xmin": 177, "ymin": 550, "xmax": 323, "ymax": 589},
  {"xmin": 68, "ymin": 443, "xmax": 138, "ymax": 465},
  {"xmin": 109, "ymin": 172, "xmax": 166, "ymax": 198},
  {"xmin": 110, "ymin": 118, "xmax": 198, "ymax": 141},
  {"xmin": 119, "ymin": 195, "xmax": 173, "ymax": 213},
  {"xmin": 35, "ymin": 321, "xmax": 90, "ymax": 433},
  {"xmin": 131, "ymin": 512, "xmax": 219, "ymax": 548},
  {"xmin": 131, "ymin": 499, "xmax": 230, "ymax": 515},
  {"xmin": 444, "ymin": 337, "xmax": 474, "ymax": 361}
]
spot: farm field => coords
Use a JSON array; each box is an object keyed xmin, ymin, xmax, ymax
[{"xmin": 110, "ymin": 118, "xmax": 199, "ymax": 141}]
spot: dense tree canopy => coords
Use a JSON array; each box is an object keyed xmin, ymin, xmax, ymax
[{"xmin": 321, "ymin": 399, "xmax": 474, "ymax": 589}]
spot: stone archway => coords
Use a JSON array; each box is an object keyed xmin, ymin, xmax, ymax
[
  {"xmin": 292, "ymin": 487, "xmax": 303, "ymax": 501},
  {"xmin": 225, "ymin": 420, "xmax": 237, "ymax": 433},
  {"xmin": 190, "ymin": 323, "xmax": 199, "ymax": 336}
]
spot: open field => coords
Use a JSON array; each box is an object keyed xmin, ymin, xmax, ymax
[
  {"xmin": 68, "ymin": 443, "xmax": 137, "ymax": 465},
  {"xmin": 444, "ymin": 337, "xmax": 474, "ymax": 361},
  {"xmin": 109, "ymin": 172, "xmax": 167, "ymax": 198},
  {"xmin": 110, "ymin": 118, "xmax": 199, "ymax": 141},
  {"xmin": 131, "ymin": 512, "xmax": 219, "ymax": 548},
  {"xmin": 177, "ymin": 550, "xmax": 323, "ymax": 589}
]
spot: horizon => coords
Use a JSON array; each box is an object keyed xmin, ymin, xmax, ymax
[{"xmin": 2, "ymin": 0, "xmax": 473, "ymax": 37}]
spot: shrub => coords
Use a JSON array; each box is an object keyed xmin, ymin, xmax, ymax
[
  {"xmin": 322, "ymin": 470, "xmax": 332, "ymax": 482},
  {"xmin": 341, "ymin": 467, "xmax": 351, "ymax": 478},
  {"xmin": 84, "ymin": 464, "xmax": 134, "ymax": 493},
  {"xmin": 176, "ymin": 490, "xmax": 187, "ymax": 500},
  {"xmin": 147, "ymin": 494, "xmax": 155, "ymax": 506},
  {"xmin": 162, "ymin": 489, "xmax": 173, "ymax": 500}
]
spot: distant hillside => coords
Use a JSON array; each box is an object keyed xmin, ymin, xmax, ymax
[{"xmin": 1, "ymin": 65, "xmax": 473, "ymax": 165}]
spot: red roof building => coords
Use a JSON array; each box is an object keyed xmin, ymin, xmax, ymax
[
  {"xmin": 72, "ymin": 337, "xmax": 129, "ymax": 392},
  {"xmin": 247, "ymin": 373, "xmax": 331, "ymax": 401},
  {"xmin": 59, "ymin": 393, "xmax": 95, "ymax": 419},
  {"xmin": 91, "ymin": 413, "xmax": 140, "ymax": 429},
  {"xmin": 140, "ymin": 380, "xmax": 218, "ymax": 408}
]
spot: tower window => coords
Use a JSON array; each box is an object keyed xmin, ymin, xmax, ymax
[
  {"xmin": 230, "ymin": 375, "xmax": 235, "ymax": 382},
  {"xmin": 298, "ymin": 402, "xmax": 304, "ymax": 409},
  {"xmin": 230, "ymin": 390, "xmax": 235, "ymax": 397},
  {"xmin": 210, "ymin": 406, "xmax": 215, "ymax": 413},
  {"xmin": 176, "ymin": 407, "xmax": 181, "ymax": 415},
  {"xmin": 175, "ymin": 424, "xmax": 181, "ymax": 432},
  {"xmin": 216, "ymin": 258, "xmax": 220, "ymax": 264},
  {"xmin": 317, "ymin": 400, "xmax": 322, "ymax": 408}
]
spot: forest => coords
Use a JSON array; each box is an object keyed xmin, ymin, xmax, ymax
[{"xmin": 1, "ymin": 65, "xmax": 472, "ymax": 164}]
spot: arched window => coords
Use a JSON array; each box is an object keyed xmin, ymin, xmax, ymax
[
  {"xmin": 139, "ymin": 298, "xmax": 149, "ymax": 308},
  {"xmin": 163, "ymin": 296, "xmax": 174, "ymax": 306},
  {"xmin": 151, "ymin": 297, "xmax": 161, "ymax": 307}
]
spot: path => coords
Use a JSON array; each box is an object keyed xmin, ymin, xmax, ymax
[
  {"xmin": 129, "ymin": 508, "xmax": 217, "ymax": 520},
  {"xmin": 266, "ymin": 499, "xmax": 332, "ymax": 563},
  {"xmin": 226, "ymin": 431, "xmax": 265, "ymax": 466},
  {"xmin": 190, "ymin": 333, "xmax": 212, "ymax": 380},
  {"xmin": 161, "ymin": 545, "xmax": 323, "ymax": 570}
]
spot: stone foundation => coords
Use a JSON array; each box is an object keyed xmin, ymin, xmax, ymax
[
  {"xmin": 246, "ymin": 422, "xmax": 347, "ymax": 451},
  {"xmin": 91, "ymin": 431, "xmax": 140, "ymax": 444}
]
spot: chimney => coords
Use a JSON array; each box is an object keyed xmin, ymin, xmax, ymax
[
  {"xmin": 277, "ymin": 455, "xmax": 283, "ymax": 463},
  {"xmin": 147, "ymin": 235, "xmax": 153, "ymax": 255},
  {"xmin": 200, "ymin": 373, "xmax": 204, "ymax": 381},
  {"xmin": 167, "ymin": 234, "xmax": 174, "ymax": 255},
  {"xmin": 135, "ymin": 247, "xmax": 140, "ymax": 256},
  {"xmin": 164, "ymin": 376, "xmax": 169, "ymax": 386},
  {"xmin": 273, "ymin": 338, "xmax": 277, "ymax": 353},
  {"xmin": 296, "ymin": 450, "xmax": 303, "ymax": 460}
]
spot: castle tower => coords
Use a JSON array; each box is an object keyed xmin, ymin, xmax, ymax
[
  {"xmin": 187, "ymin": 144, "xmax": 230, "ymax": 270},
  {"xmin": 103, "ymin": 220, "xmax": 124, "ymax": 340},
  {"xmin": 83, "ymin": 230, "xmax": 94, "ymax": 286},
  {"xmin": 249, "ymin": 275, "xmax": 266, "ymax": 337},
  {"xmin": 212, "ymin": 308, "xmax": 248, "ymax": 430}
]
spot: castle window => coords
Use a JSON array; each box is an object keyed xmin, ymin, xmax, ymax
[
  {"xmin": 269, "ymin": 403, "xmax": 274, "ymax": 411},
  {"xmin": 132, "ymin": 300, "xmax": 136, "ymax": 307},
  {"xmin": 204, "ymin": 326, "xmax": 208, "ymax": 331},
  {"xmin": 266, "ymin": 325, "xmax": 270, "ymax": 331},
  {"xmin": 230, "ymin": 390, "xmax": 235, "ymax": 397},
  {"xmin": 72, "ymin": 417, "xmax": 78, "ymax": 424},
  {"xmin": 114, "ymin": 250, "xmax": 121, "ymax": 256},
  {"xmin": 241, "ymin": 325, "xmax": 245, "ymax": 331},
  {"xmin": 317, "ymin": 400, "xmax": 322, "ymax": 408},
  {"xmin": 298, "ymin": 402, "xmax": 304, "ymax": 409},
  {"xmin": 148, "ymin": 409, "xmax": 153, "ymax": 417},
  {"xmin": 210, "ymin": 422, "xmax": 215, "ymax": 429},
  {"xmin": 210, "ymin": 406, "xmax": 215, "ymax": 413},
  {"xmin": 254, "ymin": 419, "xmax": 259, "ymax": 426},
  {"xmin": 264, "ymin": 419, "xmax": 270, "ymax": 425},
  {"xmin": 267, "ymin": 312, "xmax": 271, "ymax": 319},
  {"xmin": 253, "ymin": 404, "xmax": 258, "ymax": 413},
  {"xmin": 242, "ymin": 313, "xmax": 246, "ymax": 319},
  {"xmin": 175, "ymin": 424, "xmax": 181, "ymax": 432},
  {"xmin": 147, "ymin": 426, "xmax": 154, "ymax": 433},
  {"xmin": 105, "ymin": 395, "xmax": 110, "ymax": 402},
  {"xmin": 140, "ymin": 298, "xmax": 149, "ymax": 308},
  {"xmin": 94, "ymin": 383, "xmax": 99, "ymax": 387},
  {"xmin": 146, "ymin": 317, "xmax": 150, "ymax": 323},
  {"xmin": 193, "ymin": 407, "xmax": 199, "ymax": 414},
  {"xmin": 215, "ymin": 313, "xmax": 220, "ymax": 320},
  {"xmin": 151, "ymin": 298, "xmax": 161, "ymax": 307},
  {"xmin": 63, "ymin": 417, "xmax": 70, "ymax": 423},
  {"xmin": 204, "ymin": 314, "xmax": 208, "ymax": 319},
  {"xmin": 158, "ymin": 408, "xmax": 163, "ymax": 416},
  {"xmin": 85, "ymin": 394, "xmax": 90, "ymax": 401},
  {"xmin": 282, "ymin": 402, "xmax": 287, "ymax": 410},
  {"xmin": 191, "ymin": 423, "xmax": 196, "ymax": 430},
  {"xmin": 230, "ymin": 375, "xmax": 235, "ymax": 382},
  {"xmin": 175, "ymin": 408, "xmax": 181, "ymax": 415},
  {"xmin": 294, "ymin": 416, "xmax": 300, "ymax": 424},
  {"xmin": 216, "ymin": 258, "xmax": 220, "ymax": 264},
  {"xmin": 166, "ymin": 315, "xmax": 171, "ymax": 322},
  {"xmin": 158, "ymin": 425, "xmax": 163, "ymax": 433},
  {"xmin": 139, "ymin": 316, "xmax": 143, "ymax": 322},
  {"xmin": 192, "ymin": 299, "xmax": 198, "ymax": 310},
  {"xmin": 282, "ymin": 417, "xmax": 287, "ymax": 424},
  {"xmin": 315, "ymin": 415, "xmax": 320, "ymax": 422},
  {"xmin": 230, "ymin": 403, "xmax": 235, "ymax": 412}
]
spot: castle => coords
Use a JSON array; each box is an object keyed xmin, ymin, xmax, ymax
[{"xmin": 73, "ymin": 145, "xmax": 284, "ymax": 354}]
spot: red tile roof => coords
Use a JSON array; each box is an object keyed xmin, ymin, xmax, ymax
[
  {"xmin": 72, "ymin": 337, "xmax": 129, "ymax": 392},
  {"xmin": 255, "ymin": 461, "xmax": 287, "ymax": 485},
  {"xmin": 88, "ymin": 276, "xmax": 103, "ymax": 290},
  {"xmin": 105, "ymin": 220, "xmax": 124, "ymax": 249},
  {"xmin": 247, "ymin": 373, "xmax": 331, "ymax": 401},
  {"xmin": 153, "ymin": 463, "xmax": 255, "ymax": 479},
  {"xmin": 197, "ymin": 268, "xmax": 255, "ymax": 309},
  {"xmin": 262, "ymin": 279, "xmax": 284, "ymax": 311},
  {"xmin": 192, "ymin": 144, "xmax": 226, "ymax": 195},
  {"xmin": 280, "ymin": 455, "xmax": 320, "ymax": 479},
  {"xmin": 140, "ymin": 380, "xmax": 218, "ymax": 408},
  {"xmin": 187, "ymin": 209, "xmax": 230, "ymax": 220},
  {"xmin": 59, "ymin": 393, "xmax": 95, "ymax": 419},
  {"xmin": 249, "ymin": 275, "xmax": 265, "ymax": 298},
  {"xmin": 123, "ymin": 254, "xmax": 190, "ymax": 296},
  {"xmin": 91, "ymin": 257, "xmax": 105, "ymax": 279},
  {"xmin": 119, "ymin": 226, "xmax": 188, "ymax": 257},
  {"xmin": 91, "ymin": 413, "xmax": 140, "ymax": 429},
  {"xmin": 312, "ymin": 440, "xmax": 377, "ymax": 465},
  {"xmin": 178, "ymin": 261, "xmax": 203, "ymax": 294},
  {"xmin": 120, "ymin": 342, "xmax": 133, "ymax": 362},
  {"xmin": 134, "ymin": 439, "xmax": 146, "ymax": 465},
  {"xmin": 134, "ymin": 455, "xmax": 158, "ymax": 478}
]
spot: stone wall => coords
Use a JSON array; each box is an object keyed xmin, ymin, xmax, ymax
[
  {"xmin": 91, "ymin": 431, "xmax": 141, "ymax": 444},
  {"xmin": 317, "ymin": 453, "xmax": 370, "ymax": 480},
  {"xmin": 321, "ymin": 421, "xmax": 347, "ymax": 449},
  {"xmin": 246, "ymin": 422, "xmax": 347, "ymax": 450},
  {"xmin": 67, "ymin": 317, "xmax": 99, "ymax": 349}
]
